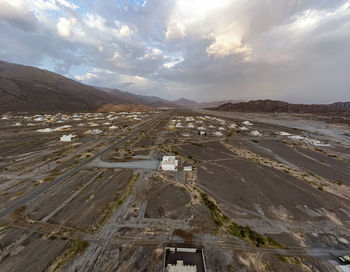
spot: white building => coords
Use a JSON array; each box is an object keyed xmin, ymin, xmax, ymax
[
  {"xmin": 160, "ymin": 156, "xmax": 178, "ymax": 171},
  {"xmin": 85, "ymin": 129, "xmax": 103, "ymax": 135},
  {"xmin": 229, "ymin": 123, "xmax": 237, "ymax": 128},
  {"xmin": 218, "ymin": 127, "xmax": 225, "ymax": 131},
  {"xmin": 187, "ymin": 123, "xmax": 194, "ymax": 128},
  {"xmin": 176, "ymin": 123, "xmax": 183, "ymax": 128},
  {"xmin": 213, "ymin": 131, "xmax": 223, "ymax": 136},
  {"xmin": 242, "ymin": 120, "xmax": 253, "ymax": 126},
  {"xmin": 184, "ymin": 166, "xmax": 192, "ymax": 171},
  {"xmin": 278, "ymin": 131, "xmax": 291, "ymax": 136},
  {"xmin": 197, "ymin": 126, "xmax": 206, "ymax": 131},
  {"xmin": 168, "ymin": 260, "xmax": 197, "ymax": 272},
  {"xmin": 60, "ymin": 134, "xmax": 77, "ymax": 142},
  {"xmin": 198, "ymin": 131, "xmax": 206, "ymax": 135},
  {"xmin": 239, "ymin": 126, "xmax": 249, "ymax": 131},
  {"xmin": 250, "ymin": 130, "xmax": 261, "ymax": 136}
]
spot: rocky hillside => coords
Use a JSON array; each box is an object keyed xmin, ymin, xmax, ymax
[
  {"xmin": 0, "ymin": 60, "xmax": 128, "ymax": 113},
  {"xmin": 213, "ymin": 100, "xmax": 350, "ymax": 115}
]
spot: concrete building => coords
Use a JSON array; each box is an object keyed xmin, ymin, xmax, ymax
[
  {"xmin": 198, "ymin": 131, "xmax": 206, "ymax": 135},
  {"xmin": 242, "ymin": 120, "xmax": 253, "ymax": 126},
  {"xmin": 168, "ymin": 260, "xmax": 197, "ymax": 272},
  {"xmin": 184, "ymin": 166, "xmax": 192, "ymax": 171},
  {"xmin": 60, "ymin": 134, "xmax": 77, "ymax": 142},
  {"xmin": 250, "ymin": 130, "xmax": 261, "ymax": 136},
  {"xmin": 160, "ymin": 156, "xmax": 178, "ymax": 171},
  {"xmin": 239, "ymin": 126, "xmax": 249, "ymax": 131},
  {"xmin": 213, "ymin": 131, "xmax": 223, "ymax": 136}
]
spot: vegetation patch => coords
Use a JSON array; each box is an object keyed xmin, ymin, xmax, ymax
[
  {"xmin": 228, "ymin": 222, "xmax": 284, "ymax": 248},
  {"xmin": 51, "ymin": 240, "xmax": 89, "ymax": 272},
  {"xmin": 200, "ymin": 192, "xmax": 229, "ymax": 227},
  {"xmin": 200, "ymin": 192, "xmax": 284, "ymax": 248}
]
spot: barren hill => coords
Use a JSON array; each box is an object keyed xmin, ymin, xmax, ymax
[
  {"xmin": 0, "ymin": 60, "xmax": 127, "ymax": 113},
  {"xmin": 213, "ymin": 100, "xmax": 350, "ymax": 116}
]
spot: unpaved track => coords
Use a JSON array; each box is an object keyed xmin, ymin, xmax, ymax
[{"xmin": 0, "ymin": 114, "xmax": 160, "ymax": 219}]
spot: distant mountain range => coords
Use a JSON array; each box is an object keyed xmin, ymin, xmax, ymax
[
  {"xmin": 212, "ymin": 100, "xmax": 350, "ymax": 116},
  {"xmin": 1, "ymin": 60, "xmax": 349, "ymax": 115},
  {"xmin": 0, "ymin": 60, "xmax": 240, "ymax": 113}
]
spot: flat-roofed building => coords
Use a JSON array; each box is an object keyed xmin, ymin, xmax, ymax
[
  {"xmin": 168, "ymin": 260, "xmax": 197, "ymax": 272},
  {"xmin": 160, "ymin": 156, "xmax": 178, "ymax": 171}
]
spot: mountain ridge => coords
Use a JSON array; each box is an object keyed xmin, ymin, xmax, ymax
[{"xmin": 212, "ymin": 99, "xmax": 350, "ymax": 116}]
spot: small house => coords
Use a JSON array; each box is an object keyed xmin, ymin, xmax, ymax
[
  {"xmin": 60, "ymin": 134, "xmax": 77, "ymax": 142},
  {"xmin": 184, "ymin": 166, "xmax": 192, "ymax": 171},
  {"xmin": 250, "ymin": 130, "xmax": 261, "ymax": 136}
]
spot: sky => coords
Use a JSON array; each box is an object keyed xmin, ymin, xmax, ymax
[{"xmin": 0, "ymin": 0, "xmax": 349, "ymax": 103}]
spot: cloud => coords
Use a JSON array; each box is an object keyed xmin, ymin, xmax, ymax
[
  {"xmin": 206, "ymin": 24, "xmax": 252, "ymax": 59},
  {"xmin": 0, "ymin": 0, "xmax": 349, "ymax": 103},
  {"xmin": 57, "ymin": 17, "xmax": 75, "ymax": 37},
  {"xmin": 0, "ymin": 0, "xmax": 38, "ymax": 31}
]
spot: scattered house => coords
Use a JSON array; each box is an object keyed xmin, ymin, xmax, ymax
[
  {"xmin": 197, "ymin": 126, "xmax": 206, "ymax": 131},
  {"xmin": 60, "ymin": 134, "xmax": 77, "ymax": 142},
  {"xmin": 159, "ymin": 156, "xmax": 178, "ymax": 171},
  {"xmin": 168, "ymin": 260, "xmax": 197, "ymax": 272},
  {"xmin": 242, "ymin": 121, "xmax": 253, "ymax": 126},
  {"xmin": 55, "ymin": 125, "xmax": 71, "ymax": 131},
  {"xmin": 250, "ymin": 130, "xmax": 261, "ymax": 136},
  {"xmin": 208, "ymin": 125, "xmax": 216, "ymax": 129},
  {"xmin": 14, "ymin": 122, "xmax": 21, "ymax": 126},
  {"xmin": 183, "ymin": 133, "xmax": 190, "ymax": 137},
  {"xmin": 1, "ymin": 116, "xmax": 9, "ymax": 120},
  {"xmin": 85, "ymin": 129, "xmax": 103, "ymax": 135},
  {"xmin": 109, "ymin": 125, "xmax": 118, "ymax": 130},
  {"xmin": 187, "ymin": 123, "xmax": 195, "ymax": 128},
  {"xmin": 34, "ymin": 116, "xmax": 45, "ymax": 122},
  {"xmin": 229, "ymin": 123, "xmax": 237, "ymax": 128},
  {"xmin": 218, "ymin": 127, "xmax": 225, "ymax": 131},
  {"xmin": 36, "ymin": 128, "xmax": 54, "ymax": 133},
  {"xmin": 288, "ymin": 135, "xmax": 304, "ymax": 141},
  {"xmin": 278, "ymin": 131, "xmax": 291, "ymax": 136},
  {"xmin": 168, "ymin": 125, "xmax": 175, "ymax": 130},
  {"xmin": 239, "ymin": 126, "xmax": 249, "ymax": 131},
  {"xmin": 184, "ymin": 166, "xmax": 192, "ymax": 171},
  {"xmin": 176, "ymin": 123, "xmax": 183, "ymax": 128},
  {"xmin": 287, "ymin": 135, "xmax": 330, "ymax": 146},
  {"xmin": 213, "ymin": 131, "xmax": 223, "ymax": 136},
  {"xmin": 198, "ymin": 131, "xmax": 206, "ymax": 135}
]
